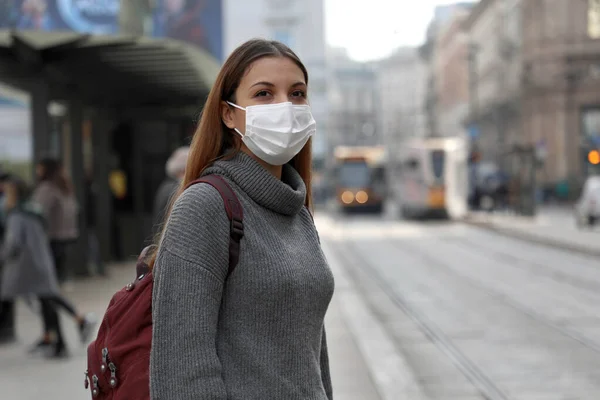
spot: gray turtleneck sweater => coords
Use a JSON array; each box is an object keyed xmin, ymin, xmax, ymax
[{"xmin": 150, "ymin": 152, "xmax": 335, "ymax": 400}]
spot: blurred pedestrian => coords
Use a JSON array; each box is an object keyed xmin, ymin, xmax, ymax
[
  {"xmin": 152, "ymin": 146, "xmax": 189, "ymax": 235},
  {"xmin": 148, "ymin": 39, "xmax": 334, "ymax": 399},
  {"xmin": 0, "ymin": 177, "xmax": 94, "ymax": 358},
  {"xmin": 0, "ymin": 170, "xmax": 15, "ymax": 344},
  {"xmin": 32, "ymin": 158, "xmax": 78, "ymax": 283}
]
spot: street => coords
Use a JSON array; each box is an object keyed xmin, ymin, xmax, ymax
[
  {"xmin": 1, "ymin": 210, "xmax": 600, "ymax": 399},
  {"xmin": 318, "ymin": 211, "xmax": 600, "ymax": 400}
]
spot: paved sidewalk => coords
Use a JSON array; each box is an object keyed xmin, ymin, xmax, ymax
[
  {"xmin": 0, "ymin": 256, "xmax": 384, "ymax": 400},
  {"xmin": 0, "ymin": 263, "xmax": 135, "ymax": 400},
  {"xmin": 464, "ymin": 206, "xmax": 599, "ymax": 257}
]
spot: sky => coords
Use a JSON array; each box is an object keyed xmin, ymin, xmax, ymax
[{"xmin": 325, "ymin": 0, "xmax": 469, "ymax": 62}]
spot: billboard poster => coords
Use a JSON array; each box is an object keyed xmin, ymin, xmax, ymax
[
  {"xmin": 152, "ymin": 0, "xmax": 222, "ymax": 61},
  {"xmin": 0, "ymin": 0, "xmax": 119, "ymax": 34},
  {"xmin": 0, "ymin": 0, "xmax": 223, "ymax": 61}
]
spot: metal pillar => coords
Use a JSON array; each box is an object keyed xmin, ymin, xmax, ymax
[
  {"xmin": 132, "ymin": 126, "xmax": 145, "ymax": 249},
  {"xmin": 31, "ymin": 81, "xmax": 51, "ymax": 166},
  {"xmin": 92, "ymin": 113, "xmax": 113, "ymax": 266},
  {"xmin": 68, "ymin": 101, "xmax": 90, "ymax": 277}
]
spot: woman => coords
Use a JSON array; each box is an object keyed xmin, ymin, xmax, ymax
[
  {"xmin": 150, "ymin": 39, "xmax": 335, "ymax": 399},
  {"xmin": 33, "ymin": 158, "xmax": 78, "ymax": 283},
  {"xmin": 31, "ymin": 159, "xmax": 95, "ymax": 352},
  {"xmin": 0, "ymin": 177, "xmax": 69, "ymax": 357}
]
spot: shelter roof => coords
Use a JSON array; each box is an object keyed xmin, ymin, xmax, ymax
[{"xmin": 0, "ymin": 30, "xmax": 219, "ymax": 107}]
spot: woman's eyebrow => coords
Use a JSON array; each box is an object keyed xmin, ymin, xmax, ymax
[
  {"xmin": 249, "ymin": 81, "xmax": 307, "ymax": 89},
  {"xmin": 250, "ymin": 81, "xmax": 275, "ymax": 89}
]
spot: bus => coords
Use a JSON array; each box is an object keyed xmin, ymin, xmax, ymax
[
  {"xmin": 392, "ymin": 137, "xmax": 469, "ymax": 220},
  {"xmin": 333, "ymin": 146, "xmax": 387, "ymax": 213}
]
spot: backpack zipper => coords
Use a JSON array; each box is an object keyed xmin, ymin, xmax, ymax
[
  {"xmin": 101, "ymin": 347, "xmax": 108, "ymax": 373},
  {"xmin": 108, "ymin": 361, "xmax": 118, "ymax": 387},
  {"xmin": 91, "ymin": 374, "xmax": 100, "ymax": 397},
  {"xmin": 102, "ymin": 347, "xmax": 119, "ymax": 388}
]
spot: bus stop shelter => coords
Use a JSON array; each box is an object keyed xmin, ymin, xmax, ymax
[{"xmin": 0, "ymin": 29, "xmax": 219, "ymax": 275}]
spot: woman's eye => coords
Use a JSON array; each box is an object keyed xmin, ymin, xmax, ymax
[
  {"xmin": 292, "ymin": 90, "xmax": 306, "ymax": 98},
  {"xmin": 255, "ymin": 90, "xmax": 270, "ymax": 97}
]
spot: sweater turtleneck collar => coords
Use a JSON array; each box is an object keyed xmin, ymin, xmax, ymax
[{"xmin": 202, "ymin": 151, "xmax": 306, "ymax": 216}]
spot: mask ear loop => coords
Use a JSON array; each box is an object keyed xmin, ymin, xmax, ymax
[
  {"xmin": 226, "ymin": 101, "xmax": 246, "ymax": 111},
  {"xmin": 226, "ymin": 102, "xmax": 246, "ymax": 138}
]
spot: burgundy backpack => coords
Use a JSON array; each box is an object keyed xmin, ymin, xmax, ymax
[{"xmin": 85, "ymin": 175, "xmax": 244, "ymax": 399}]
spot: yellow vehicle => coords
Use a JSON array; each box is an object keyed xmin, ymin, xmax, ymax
[{"xmin": 333, "ymin": 146, "xmax": 387, "ymax": 213}]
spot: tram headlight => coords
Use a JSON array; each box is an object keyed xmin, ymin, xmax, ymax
[
  {"xmin": 355, "ymin": 191, "xmax": 369, "ymax": 204},
  {"xmin": 341, "ymin": 191, "xmax": 354, "ymax": 204}
]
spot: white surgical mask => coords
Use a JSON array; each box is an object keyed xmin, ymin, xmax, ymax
[{"xmin": 227, "ymin": 101, "xmax": 316, "ymax": 166}]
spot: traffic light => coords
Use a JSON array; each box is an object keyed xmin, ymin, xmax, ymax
[{"xmin": 588, "ymin": 150, "xmax": 600, "ymax": 165}]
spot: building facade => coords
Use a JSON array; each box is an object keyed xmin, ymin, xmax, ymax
[
  {"xmin": 433, "ymin": 10, "xmax": 471, "ymax": 139},
  {"xmin": 224, "ymin": 0, "xmax": 329, "ymax": 161},
  {"xmin": 465, "ymin": 0, "xmax": 600, "ymax": 192},
  {"xmin": 421, "ymin": 2, "xmax": 476, "ymax": 138},
  {"xmin": 377, "ymin": 47, "xmax": 427, "ymax": 150},
  {"xmin": 463, "ymin": 0, "xmax": 522, "ymax": 165},
  {"xmin": 327, "ymin": 48, "xmax": 380, "ymax": 148}
]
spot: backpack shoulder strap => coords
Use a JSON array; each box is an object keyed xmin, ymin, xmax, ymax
[{"xmin": 185, "ymin": 175, "xmax": 244, "ymax": 278}]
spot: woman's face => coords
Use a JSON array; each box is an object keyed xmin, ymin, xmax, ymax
[{"xmin": 222, "ymin": 56, "xmax": 308, "ymax": 136}]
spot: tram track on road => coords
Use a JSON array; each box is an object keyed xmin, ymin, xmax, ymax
[
  {"xmin": 327, "ymin": 239, "xmax": 509, "ymax": 400},
  {"xmin": 386, "ymin": 236, "xmax": 600, "ymax": 355}
]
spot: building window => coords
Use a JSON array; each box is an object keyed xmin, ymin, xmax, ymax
[
  {"xmin": 589, "ymin": 0, "xmax": 600, "ymax": 38},
  {"xmin": 272, "ymin": 30, "xmax": 293, "ymax": 48}
]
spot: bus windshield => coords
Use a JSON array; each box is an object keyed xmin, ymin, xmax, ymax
[{"xmin": 339, "ymin": 161, "xmax": 370, "ymax": 188}]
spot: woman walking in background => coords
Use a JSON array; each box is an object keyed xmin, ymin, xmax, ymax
[{"xmin": 31, "ymin": 159, "xmax": 95, "ymax": 353}]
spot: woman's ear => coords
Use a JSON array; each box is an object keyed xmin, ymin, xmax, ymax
[{"xmin": 221, "ymin": 101, "xmax": 236, "ymax": 129}]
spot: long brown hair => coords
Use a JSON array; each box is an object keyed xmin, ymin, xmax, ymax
[
  {"xmin": 148, "ymin": 39, "xmax": 313, "ymax": 269},
  {"xmin": 37, "ymin": 158, "xmax": 73, "ymax": 195}
]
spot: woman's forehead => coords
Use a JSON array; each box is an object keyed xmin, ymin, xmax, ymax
[{"xmin": 241, "ymin": 57, "xmax": 305, "ymax": 86}]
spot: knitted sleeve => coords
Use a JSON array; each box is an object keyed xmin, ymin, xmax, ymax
[{"xmin": 150, "ymin": 183, "xmax": 231, "ymax": 399}]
